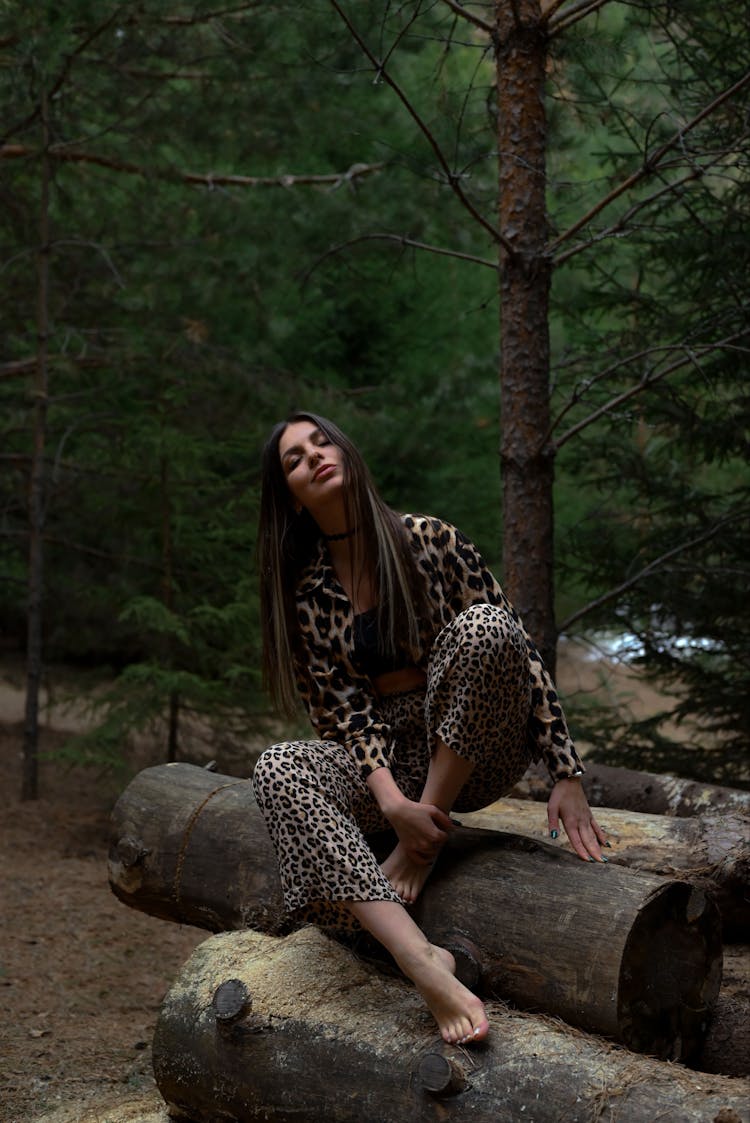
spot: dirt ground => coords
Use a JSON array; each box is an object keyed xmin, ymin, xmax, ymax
[
  {"xmin": 0, "ymin": 722, "xmax": 207, "ymax": 1123},
  {"xmin": 0, "ymin": 644, "xmax": 698, "ymax": 1123}
]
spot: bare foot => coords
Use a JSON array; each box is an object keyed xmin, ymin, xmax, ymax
[
  {"xmin": 395, "ymin": 941, "xmax": 489, "ymax": 1045},
  {"xmin": 382, "ymin": 841, "xmax": 441, "ymax": 904}
]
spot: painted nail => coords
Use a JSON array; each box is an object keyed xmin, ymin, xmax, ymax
[
  {"xmin": 604, "ymin": 841, "xmax": 612, "ymax": 848},
  {"xmin": 550, "ymin": 829, "xmax": 558, "ymax": 840},
  {"xmin": 588, "ymin": 857, "xmax": 596, "ymax": 862},
  {"xmin": 601, "ymin": 857, "xmax": 608, "ymax": 863}
]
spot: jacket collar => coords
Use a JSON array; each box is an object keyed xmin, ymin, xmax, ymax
[{"xmin": 295, "ymin": 539, "xmax": 350, "ymax": 604}]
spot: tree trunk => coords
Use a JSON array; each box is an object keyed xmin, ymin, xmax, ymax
[
  {"xmin": 495, "ymin": 0, "xmax": 557, "ymax": 671},
  {"xmin": 459, "ymin": 797, "xmax": 750, "ymax": 938},
  {"xmin": 512, "ymin": 761, "xmax": 750, "ymax": 817},
  {"xmin": 152, "ymin": 926, "xmax": 749, "ymax": 1123},
  {"xmin": 22, "ymin": 90, "xmax": 51, "ymax": 802},
  {"xmin": 109, "ymin": 763, "xmax": 723, "ymax": 1061}
]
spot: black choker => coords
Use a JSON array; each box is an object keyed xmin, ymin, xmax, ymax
[{"xmin": 323, "ymin": 527, "xmax": 357, "ymax": 541}]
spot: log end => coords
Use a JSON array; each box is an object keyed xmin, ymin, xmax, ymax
[
  {"xmin": 618, "ymin": 881, "xmax": 723, "ymax": 1062},
  {"xmin": 415, "ymin": 1053, "xmax": 467, "ymax": 1096}
]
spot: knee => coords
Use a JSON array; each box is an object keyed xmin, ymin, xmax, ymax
[
  {"xmin": 252, "ymin": 742, "xmax": 300, "ymax": 808},
  {"xmin": 447, "ymin": 603, "xmax": 525, "ymax": 657}
]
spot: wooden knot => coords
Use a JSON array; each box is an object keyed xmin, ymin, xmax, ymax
[
  {"xmin": 116, "ymin": 836, "xmax": 150, "ymax": 869},
  {"xmin": 416, "ymin": 1053, "xmax": 467, "ymax": 1096},
  {"xmin": 212, "ymin": 979, "xmax": 251, "ymax": 1026}
]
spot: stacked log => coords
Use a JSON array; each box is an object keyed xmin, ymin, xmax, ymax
[
  {"xmin": 109, "ymin": 763, "xmax": 726, "ymax": 1063},
  {"xmin": 152, "ymin": 926, "xmax": 750, "ymax": 1123},
  {"xmin": 512, "ymin": 761, "xmax": 750, "ymax": 819},
  {"xmin": 458, "ymin": 797, "xmax": 750, "ymax": 937},
  {"xmin": 108, "ymin": 761, "xmax": 288, "ymax": 934}
]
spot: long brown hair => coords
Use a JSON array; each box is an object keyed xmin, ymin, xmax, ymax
[{"xmin": 257, "ymin": 411, "xmax": 425, "ymax": 715}]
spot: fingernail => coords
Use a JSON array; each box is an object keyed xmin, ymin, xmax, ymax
[
  {"xmin": 550, "ymin": 829, "xmax": 558, "ymax": 840},
  {"xmin": 601, "ymin": 857, "xmax": 608, "ymax": 863},
  {"xmin": 588, "ymin": 857, "xmax": 596, "ymax": 862},
  {"xmin": 604, "ymin": 841, "xmax": 612, "ymax": 848}
]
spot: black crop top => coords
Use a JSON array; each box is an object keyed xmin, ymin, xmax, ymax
[{"xmin": 352, "ymin": 608, "xmax": 409, "ymax": 679}]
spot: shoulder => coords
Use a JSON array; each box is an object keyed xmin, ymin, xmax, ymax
[
  {"xmin": 400, "ymin": 513, "xmax": 457, "ymax": 551},
  {"xmin": 401, "ymin": 513, "xmax": 479, "ymax": 561}
]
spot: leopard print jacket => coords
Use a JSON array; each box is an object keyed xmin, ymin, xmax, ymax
[{"xmin": 293, "ymin": 514, "xmax": 584, "ymax": 783}]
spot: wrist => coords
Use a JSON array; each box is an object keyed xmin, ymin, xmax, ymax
[{"xmin": 366, "ymin": 766, "xmax": 405, "ymax": 819}]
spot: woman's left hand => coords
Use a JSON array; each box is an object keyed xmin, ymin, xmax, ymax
[{"xmin": 547, "ymin": 778, "xmax": 608, "ymax": 862}]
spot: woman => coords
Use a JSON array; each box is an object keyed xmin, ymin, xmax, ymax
[{"xmin": 254, "ymin": 411, "xmax": 607, "ymax": 1047}]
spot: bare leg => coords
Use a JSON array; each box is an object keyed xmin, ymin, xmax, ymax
[
  {"xmin": 348, "ymin": 898, "xmax": 488, "ymax": 1045},
  {"xmin": 382, "ymin": 739, "xmax": 474, "ymax": 904}
]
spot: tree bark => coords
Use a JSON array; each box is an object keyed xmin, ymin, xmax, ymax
[
  {"xmin": 512, "ymin": 761, "xmax": 750, "ymax": 818},
  {"xmin": 108, "ymin": 762, "xmax": 288, "ymax": 935},
  {"xmin": 495, "ymin": 0, "xmax": 557, "ymax": 671},
  {"xmin": 582, "ymin": 762, "xmax": 750, "ymax": 818},
  {"xmin": 109, "ymin": 763, "xmax": 723, "ymax": 1061},
  {"xmin": 459, "ymin": 797, "xmax": 750, "ymax": 938},
  {"xmin": 152, "ymin": 926, "xmax": 750, "ymax": 1123}
]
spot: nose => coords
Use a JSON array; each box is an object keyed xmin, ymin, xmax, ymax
[{"xmin": 307, "ymin": 445, "xmax": 322, "ymax": 466}]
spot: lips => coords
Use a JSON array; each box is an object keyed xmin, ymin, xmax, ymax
[{"xmin": 313, "ymin": 463, "xmax": 336, "ymax": 482}]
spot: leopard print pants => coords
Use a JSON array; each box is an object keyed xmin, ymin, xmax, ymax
[{"xmin": 253, "ymin": 603, "xmax": 533, "ymax": 928}]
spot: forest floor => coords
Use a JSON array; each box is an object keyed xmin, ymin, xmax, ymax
[{"xmin": 0, "ymin": 644, "xmax": 682, "ymax": 1123}]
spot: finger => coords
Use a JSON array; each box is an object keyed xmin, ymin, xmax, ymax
[
  {"xmin": 591, "ymin": 817, "xmax": 609, "ymax": 847},
  {"xmin": 547, "ymin": 804, "xmax": 560, "ymax": 840},
  {"xmin": 564, "ymin": 825, "xmax": 593, "ymax": 863},
  {"xmin": 578, "ymin": 820, "xmax": 607, "ymax": 863},
  {"xmin": 429, "ymin": 807, "xmax": 455, "ymax": 832}
]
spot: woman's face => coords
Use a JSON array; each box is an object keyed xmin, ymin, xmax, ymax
[{"xmin": 278, "ymin": 419, "xmax": 345, "ymax": 517}]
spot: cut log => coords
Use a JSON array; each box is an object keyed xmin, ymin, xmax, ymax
[
  {"xmin": 152, "ymin": 926, "xmax": 750, "ymax": 1123},
  {"xmin": 512, "ymin": 761, "xmax": 750, "ymax": 818},
  {"xmin": 458, "ymin": 797, "xmax": 750, "ymax": 938},
  {"xmin": 108, "ymin": 760, "xmax": 288, "ymax": 934},
  {"xmin": 109, "ymin": 763, "xmax": 723, "ymax": 1062}
]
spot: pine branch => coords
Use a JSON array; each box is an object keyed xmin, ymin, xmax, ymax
[
  {"xmin": 439, "ymin": 0, "xmax": 494, "ymax": 35},
  {"xmin": 2, "ymin": 8, "xmax": 124, "ymax": 146},
  {"xmin": 0, "ymin": 355, "xmax": 107, "ymax": 381},
  {"xmin": 548, "ymin": 71, "xmax": 750, "ymax": 253},
  {"xmin": 145, "ymin": 2, "xmax": 264, "ymax": 25},
  {"xmin": 539, "ymin": 0, "xmax": 570, "ymax": 19},
  {"xmin": 300, "ymin": 232, "xmax": 498, "ymax": 283},
  {"xmin": 559, "ymin": 511, "xmax": 750, "ymax": 634},
  {"xmin": 548, "ymin": 0, "xmax": 614, "ymax": 34},
  {"xmin": 328, "ymin": 0, "xmax": 511, "ymax": 254},
  {"xmin": 552, "ymin": 329, "xmax": 750, "ymax": 450},
  {"xmin": 0, "ymin": 144, "xmax": 386, "ymax": 190},
  {"xmin": 553, "ymin": 168, "xmax": 704, "ymax": 266}
]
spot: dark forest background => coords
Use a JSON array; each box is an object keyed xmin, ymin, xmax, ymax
[{"xmin": 2, "ymin": 0, "xmax": 748, "ymax": 797}]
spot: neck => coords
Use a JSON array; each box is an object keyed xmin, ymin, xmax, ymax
[{"xmin": 323, "ymin": 527, "xmax": 356, "ymax": 542}]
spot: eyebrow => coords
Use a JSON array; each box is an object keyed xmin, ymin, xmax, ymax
[{"xmin": 280, "ymin": 427, "xmax": 324, "ymax": 463}]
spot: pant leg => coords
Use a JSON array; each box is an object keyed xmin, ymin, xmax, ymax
[
  {"xmin": 424, "ymin": 602, "xmax": 533, "ymax": 811},
  {"xmin": 252, "ymin": 739, "xmax": 402, "ymax": 925}
]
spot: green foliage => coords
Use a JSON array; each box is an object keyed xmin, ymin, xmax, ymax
[
  {"xmin": 547, "ymin": 1, "xmax": 750, "ymax": 781},
  {"xmin": 1, "ymin": 0, "xmax": 747, "ymax": 781}
]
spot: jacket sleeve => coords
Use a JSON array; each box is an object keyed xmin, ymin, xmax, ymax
[
  {"xmin": 293, "ymin": 604, "xmax": 394, "ymax": 779},
  {"xmin": 438, "ymin": 521, "xmax": 585, "ymax": 782}
]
